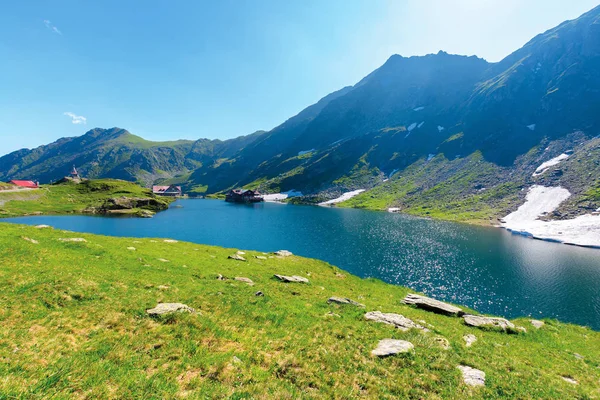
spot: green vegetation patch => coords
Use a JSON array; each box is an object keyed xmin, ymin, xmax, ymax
[{"xmin": 0, "ymin": 223, "xmax": 598, "ymax": 398}]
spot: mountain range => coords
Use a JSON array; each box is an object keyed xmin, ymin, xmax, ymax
[{"xmin": 2, "ymin": 5, "xmax": 600, "ymax": 223}]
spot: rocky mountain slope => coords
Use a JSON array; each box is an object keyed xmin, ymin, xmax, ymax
[{"xmin": 2, "ymin": 5, "xmax": 600, "ymax": 222}]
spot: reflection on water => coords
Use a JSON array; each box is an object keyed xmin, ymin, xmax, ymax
[{"xmin": 5, "ymin": 199, "xmax": 600, "ymax": 329}]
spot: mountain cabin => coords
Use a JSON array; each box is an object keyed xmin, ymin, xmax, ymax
[
  {"xmin": 225, "ymin": 189, "xmax": 264, "ymax": 203},
  {"xmin": 152, "ymin": 185, "xmax": 182, "ymax": 197}
]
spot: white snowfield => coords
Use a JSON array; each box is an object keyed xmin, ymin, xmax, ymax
[
  {"xmin": 413, "ymin": 106, "xmax": 425, "ymax": 111},
  {"xmin": 532, "ymin": 153, "xmax": 569, "ymax": 176},
  {"xmin": 501, "ymin": 185, "xmax": 600, "ymax": 248},
  {"xmin": 318, "ymin": 189, "xmax": 365, "ymax": 206},
  {"xmin": 407, "ymin": 123, "xmax": 417, "ymax": 132},
  {"xmin": 527, "ymin": 124, "xmax": 536, "ymax": 131},
  {"xmin": 263, "ymin": 190, "xmax": 303, "ymax": 202},
  {"xmin": 437, "ymin": 126, "xmax": 445, "ymax": 132}
]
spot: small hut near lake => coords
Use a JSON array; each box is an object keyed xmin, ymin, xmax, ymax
[{"xmin": 225, "ymin": 189, "xmax": 264, "ymax": 203}]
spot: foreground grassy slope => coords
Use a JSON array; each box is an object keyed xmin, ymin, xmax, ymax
[
  {"xmin": 0, "ymin": 224, "xmax": 598, "ymax": 399},
  {"xmin": 0, "ymin": 179, "xmax": 172, "ymax": 218}
]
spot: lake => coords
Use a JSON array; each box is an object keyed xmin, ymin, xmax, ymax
[{"xmin": 5, "ymin": 199, "xmax": 600, "ymax": 329}]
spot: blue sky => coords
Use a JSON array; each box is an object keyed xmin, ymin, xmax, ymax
[{"xmin": 1, "ymin": 0, "xmax": 598, "ymax": 156}]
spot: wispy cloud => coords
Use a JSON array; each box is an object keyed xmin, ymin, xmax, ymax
[
  {"xmin": 64, "ymin": 112, "xmax": 87, "ymax": 125},
  {"xmin": 43, "ymin": 20, "xmax": 62, "ymax": 35}
]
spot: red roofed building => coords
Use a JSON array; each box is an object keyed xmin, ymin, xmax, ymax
[
  {"xmin": 152, "ymin": 185, "xmax": 182, "ymax": 197},
  {"xmin": 9, "ymin": 180, "xmax": 39, "ymax": 189}
]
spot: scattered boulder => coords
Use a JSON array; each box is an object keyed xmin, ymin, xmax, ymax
[
  {"xmin": 157, "ymin": 285, "xmax": 169, "ymax": 290},
  {"xmin": 371, "ymin": 339, "xmax": 414, "ymax": 357},
  {"xmin": 232, "ymin": 356, "xmax": 242, "ymax": 364},
  {"xmin": 216, "ymin": 274, "xmax": 226, "ymax": 281},
  {"xmin": 458, "ymin": 365, "xmax": 485, "ymax": 387},
  {"xmin": 237, "ymin": 251, "xmax": 246, "ymax": 255},
  {"xmin": 235, "ymin": 277, "xmax": 254, "ymax": 286},
  {"xmin": 127, "ymin": 247, "xmax": 136, "ymax": 251},
  {"xmin": 328, "ymin": 296, "xmax": 365, "ymax": 308},
  {"xmin": 255, "ymin": 291, "xmax": 264, "ymax": 297},
  {"xmin": 274, "ymin": 274, "xmax": 309, "ymax": 283},
  {"xmin": 21, "ymin": 237, "xmax": 39, "ymax": 244},
  {"xmin": 463, "ymin": 315, "xmax": 516, "ymax": 332},
  {"xmin": 163, "ymin": 239, "xmax": 178, "ymax": 243},
  {"xmin": 34, "ymin": 225, "xmax": 51, "ymax": 229},
  {"xmin": 228, "ymin": 254, "xmax": 247, "ymax": 262},
  {"xmin": 59, "ymin": 238, "xmax": 87, "ymax": 243},
  {"xmin": 463, "ymin": 334, "xmax": 477, "ymax": 347},
  {"xmin": 325, "ymin": 312, "xmax": 341, "ymax": 318},
  {"xmin": 402, "ymin": 293, "xmax": 464, "ymax": 316},
  {"xmin": 364, "ymin": 311, "xmax": 429, "ymax": 332},
  {"xmin": 146, "ymin": 303, "xmax": 195, "ymax": 316},
  {"xmin": 255, "ymin": 256, "xmax": 267, "ymax": 260},
  {"xmin": 561, "ymin": 376, "xmax": 578, "ymax": 385},
  {"xmin": 274, "ymin": 250, "xmax": 293, "ymax": 257},
  {"xmin": 574, "ymin": 353, "xmax": 584, "ymax": 360},
  {"xmin": 157, "ymin": 258, "xmax": 170, "ymax": 263},
  {"xmin": 530, "ymin": 319, "xmax": 545, "ymax": 329},
  {"xmin": 516, "ymin": 326, "xmax": 527, "ymax": 333}
]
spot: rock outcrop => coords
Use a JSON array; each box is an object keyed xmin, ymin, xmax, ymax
[
  {"xmin": 457, "ymin": 365, "xmax": 485, "ymax": 387},
  {"xmin": 463, "ymin": 315, "xmax": 516, "ymax": 332},
  {"xmin": 146, "ymin": 303, "xmax": 195, "ymax": 316},
  {"xmin": 364, "ymin": 311, "xmax": 429, "ymax": 332},
  {"xmin": 402, "ymin": 294, "xmax": 464, "ymax": 316},
  {"xmin": 371, "ymin": 339, "xmax": 414, "ymax": 357}
]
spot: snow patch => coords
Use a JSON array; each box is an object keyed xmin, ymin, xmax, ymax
[
  {"xmin": 427, "ymin": 154, "xmax": 436, "ymax": 161},
  {"xmin": 263, "ymin": 190, "xmax": 303, "ymax": 202},
  {"xmin": 501, "ymin": 185, "xmax": 600, "ymax": 248},
  {"xmin": 389, "ymin": 168, "xmax": 399, "ymax": 178},
  {"xmin": 318, "ymin": 189, "xmax": 365, "ymax": 206},
  {"xmin": 407, "ymin": 123, "xmax": 417, "ymax": 132},
  {"xmin": 388, "ymin": 207, "xmax": 401, "ymax": 213},
  {"xmin": 298, "ymin": 149, "xmax": 315, "ymax": 156},
  {"xmin": 437, "ymin": 126, "xmax": 445, "ymax": 132},
  {"xmin": 417, "ymin": 121, "xmax": 425, "ymax": 128},
  {"xmin": 527, "ymin": 124, "xmax": 536, "ymax": 131},
  {"xmin": 413, "ymin": 106, "xmax": 425, "ymax": 111},
  {"xmin": 532, "ymin": 153, "xmax": 569, "ymax": 176}
]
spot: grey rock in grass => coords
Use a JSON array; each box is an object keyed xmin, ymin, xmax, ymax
[
  {"xmin": 235, "ymin": 277, "xmax": 254, "ymax": 285},
  {"xmin": 328, "ymin": 296, "xmax": 365, "ymax": 308},
  {"xmin": 274, "ymin": 274, "xmax": 309, "ymax": 283},
  {"xmin": 458, "ymin": 365, "xmax": 485, "ymax": 386},
  {"xmin": 127, "ymin": 247, "xmax": 136, "ymax": 251},
  {"xmin": 157, "ymin": 258, "xmax": 170, "ymax": 263},
  {"xmin": 163, "ymin": 239, "xmax": 178, "ymax": 243},
  {"xmin": 255, "ymin": 291, "xmax": 264, "ymax": 297},
  {"xmin": 561, "ymin": 376, "xmax": 578, "ymax": 385},
  {"xmin": 574, "ymin": 353, "xmax": 584, "ymax": 360},
  {"xmin": 21, "ymin": 237, "xmax": 39, "ymax": 244},
  {"xmin": 274, "ymin": 250, "xmax": 293, "ymax": 257},
  {"xmin": 34, "ymin": 225, "xmax": 52, "ymax": 229},
  {"xmin": 463, "ymin": 315, "xmax": 516, "ymax": 332},
  {"xmin": 216, "ymin": 274, "xmax": 226, "ymax": 280},
  {"xmin": 228, "ymin": 254, "xmax": 246, "ymax": 262},
  {"xmin": 364, "ymin": 311, "xmax": 429, "ymax": 332},
  {"xmin": 464, "ymin": 334, "xmax": 477, "ymax": 347},
  {"xmin": 58, "ymin": 238, "xmax": 87, "ymax": 243},
  {"xmin": 255, "ymin": 256, "xmax": 267, "ymax": 260},
  {"xmin": 146, "ymin": 303, "xmax": 195, "ymax": 316},
  {"xmin": 402, "ymin": 293, "xmax": 464, "ymax": 316},
  {"xmin": 530, "ymin": 319, "xmax": 545, "ymax": 329},
  {"xmin": 371, "ymin": 339, "xmax": 414, "ymax": 357}
]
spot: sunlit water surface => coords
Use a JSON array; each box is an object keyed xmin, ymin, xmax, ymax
[{"xmin": 6, "ymin": 199, "xmax": 600, "ymax": 329}]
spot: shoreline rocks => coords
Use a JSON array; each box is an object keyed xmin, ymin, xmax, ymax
[
  {"xmin": 463, "ymin": 315, "xmax": 516, "ymax": 332},
  {"xmin": 402, "ymin": 293, "xmax": 464, "ymax": 316}
]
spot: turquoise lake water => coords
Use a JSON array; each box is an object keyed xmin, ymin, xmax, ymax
[{"xmin": 6, "ymin": 199, "xmax": 600, "ymax": 329}]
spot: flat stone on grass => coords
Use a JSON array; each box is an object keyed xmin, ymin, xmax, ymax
[
  {"xmin": 34, "ymin": 225, "xmax": 52, "ymax": 229},
  {"xmin": 402, "ymin": 293, "xmax": 464, "ymax": 316},
  {"xmin": 561, "ymin": 376, "xmax": 578, "ymax": 385},
  {"xmin": 274, "ymin": 250, "xmax": 293, "ymax": 257},
  {"xmin": 463, "ymin": 315, "xmax": 516, "ymax": 332},
  {"xmin": 127, "ymin": 247, "xmax": 136, "ymax": 251},
  {"xmin": 146, "ymin": 303, "xmax": 195, "ymax": 316},
  {"xmin": 464, "ymin": 334, "xmax": 477, "ymax": 347},
  {"xmin": 458, "ymin": 365, "xmax": 485, "ymax": 386},
  {"xmin": 328, "ymin": 296, "xmax": 365, "ymax": 308},
  {"xmin": 371, "ymin": 339, "xmax": 414, "ymax": 357},
  {"xmin": 21, "ymin": 237, "xmax": 39, "ymax": 244},
  {"xmin": 364, "ymin": 311, "xmax": 429, "ymax": 332},
  {"xmin": 235, "ymin": 277, "xmax": 254, "ymax": 285},
  {"xmin": 163, "ymin": 239, "xmax": 178, "ymax": 243},
  {"xmin": 274, "ymin": 274, "xmax": 309, "ymax": 283},
  {"xmin": 530, "ymin": 319, "xmax": 545, "ymax": 329},
  {"xmin": 228, "ymin": 254, "xmax": 247, "ymax": 262},
  {"xmin": 59, "ymin": 238, "xmax": 87, "ymax": 243}
]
